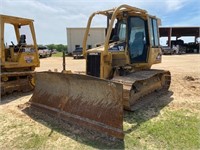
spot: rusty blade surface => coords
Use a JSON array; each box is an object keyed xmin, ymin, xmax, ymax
[{"xmin": 29, "ymin": 72, "xmax": 124, "ymax": 139}]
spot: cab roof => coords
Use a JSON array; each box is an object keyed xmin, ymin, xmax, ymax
[{"xmin": 0, "ymin": 14, "xmax": 34, "ymax": 25}]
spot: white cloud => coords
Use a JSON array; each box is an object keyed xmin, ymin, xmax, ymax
[
  {"xmin": 164, "ymin": 0, "xmax": 187, "ymax": 12},
  {"xmin": 0, "ymin": 0, "xmax": 199, "ymax": 44}
]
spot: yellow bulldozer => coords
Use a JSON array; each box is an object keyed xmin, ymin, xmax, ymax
[
  {"xmin": 0, "ymin": 14, "xmax": 40, "ymax": 96},
  {"xmin": 30, "ymin": 5, "xmax": 171, "ymax": 139}
]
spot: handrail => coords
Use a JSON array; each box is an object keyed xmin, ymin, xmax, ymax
[{"xmin": 82, "ymin": 4, "xmax": 147, "ymax": 56}]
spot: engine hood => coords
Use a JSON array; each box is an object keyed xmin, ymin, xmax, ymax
[{"xmin": 86, "ymin": 41, "xmax": 126, "ymax": 54}]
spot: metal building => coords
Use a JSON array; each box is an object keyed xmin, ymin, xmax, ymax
[
  {"xmin": 159, "ymin": 26, "xmax": 200, "ymax": 53},
  {"xmin": 67, "ymin": 26, "xmax": 200, "ymax": 54},
  {"xmin": 67, "ymin": 28, "xmax": 106, "ymax": 54}
]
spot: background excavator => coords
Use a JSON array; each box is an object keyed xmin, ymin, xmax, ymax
[
  {"xmin": 30, "ymin": 5, "xmax": 171, "ymax": 140},
  {"xmin": 0, "ymin": 15, "xmax": 40, "ymax": 96}
]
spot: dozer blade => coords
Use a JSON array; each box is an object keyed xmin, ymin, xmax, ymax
[{"xmin": 29, "ymin": 72, "xmax": 124, "ymax": 139}]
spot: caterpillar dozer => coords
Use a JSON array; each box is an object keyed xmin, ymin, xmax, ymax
[
  {"xmin": 30, "ymin": 4, "xmax": 171, "ymax": 139},
  {"xmin": 0, "ymin": 14, "xmax": 40, "ymax": 96}
]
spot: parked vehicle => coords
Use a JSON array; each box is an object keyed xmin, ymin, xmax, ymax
[
  {"xmin": 171, "ymin": 40, "xmax": 186, "ymax": 54},
  {"xmin": 38, "ymin": 46, "xmax": 51, "ymax": 58},
  {"xmin": 161, "ymin": 46, "xmax": 176, "ymax": 55},
  {"xmin": 186, "ymin": 42, "xmax": 199, "ymax": 53},
  {"xmin": 72, "ymin": 47, "xmax": 83, "ymax": 59},
  {"xmin": 51, "ymin": 49, "xmax": 57, "ymax": 54}
]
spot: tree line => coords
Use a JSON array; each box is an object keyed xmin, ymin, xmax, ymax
[{"xmin": 39, "ymin": 44, "xmax": 68, "ymax": 52}]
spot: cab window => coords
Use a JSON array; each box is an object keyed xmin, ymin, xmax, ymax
[
  {"xmin": 118, "ymin": 22, "xmax": 126, "ymax": 41},
  {"xmin": 128, "ymin": 17, "xmax": 148, "ymax": 63},
  {"xmin": 149, "ymin": 18, "xmax": 159, "ymax": 47}
]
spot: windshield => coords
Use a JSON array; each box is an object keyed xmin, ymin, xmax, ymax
[{"xmin": 128, "ymin": 16, "xmax": 148, "ymax": 63}]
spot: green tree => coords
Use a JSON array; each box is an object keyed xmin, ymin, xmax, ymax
[
  {"xmin": 46, "ymin": 44, "xmax": 68, "ymax": 52},
  {"xmin": 46, "ymin": 44, "xmax": 55, "ymax": 50}
]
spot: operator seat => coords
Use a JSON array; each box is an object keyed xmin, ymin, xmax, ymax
[
  {"xmin": 14, "ymin": 34, "xmax": 26, "ymax": 52},
  {"xmin": 18, "ymin": 34, "xmax": 26, "ymax": 46},
  {"xmin": 130, "ymin": 32, "xmax": 146, "ymax": 62}
]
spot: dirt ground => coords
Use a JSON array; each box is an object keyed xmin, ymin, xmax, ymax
[
  {"xmin": 152, "ymin": 54, "xmax": 200, "ymax": 112},
  {"xmin": 1, "ymin": 54, "xmax": 200, "ymax": 149},
  {"xmin": 36, "ymin": 55, "xmax": 200, "ymax": 110},
  {"xmin": 36, "ymin": 56, "xmax": 86, "ymax": 72}
]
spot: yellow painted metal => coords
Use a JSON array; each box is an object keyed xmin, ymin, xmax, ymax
[
  {"xmin": 0, "ymin": 14, "xmax": 40, "ymax": 68},
  {"xmin": 82, "ymin": 4, "xmax": 171, "ymax": 109},
  {"xmin": 29, "ymin": 4, "xmax": 171, "ymax": 140},
  {"xmin": 0, "ymin": 14, "xmax": 40, "ymax": 95},
  {"xmin": 83, "ymin": 5, "xmax": 163, "ymax": 79}
]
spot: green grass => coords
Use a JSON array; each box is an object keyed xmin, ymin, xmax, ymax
[
  {"xmin": 52, "ymin": 52, "xmax": 63, "ymax": 57},
  {"xmin": 52, "ymin": 52, "xmax": 73, "ymax": 57},
  {"xmin": 20, "ymin": 133, "xmax": 48, "ymax": 149},
  {"xmin": 124, "ymin": 109, "xmax": 200, "ymax": 149},
  {"xmin": 1, "ymin": 107, "xmax": 200, "ymax": 149}
]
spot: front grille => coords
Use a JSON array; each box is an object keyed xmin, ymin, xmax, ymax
[{"xmin": 86, "ymin": 53, "xmax": 101, "ymax": 77}]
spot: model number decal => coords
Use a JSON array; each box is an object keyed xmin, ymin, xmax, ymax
[
  {"xmin": 89, "ymin": 53, "xmax": 99, "ymax": 55},
  {"xmin": 24, "ymin": 56, "xmax": 34, "ymax": 63}
]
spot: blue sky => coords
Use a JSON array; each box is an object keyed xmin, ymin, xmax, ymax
[{"xmin": 0, "ymin": 0, "xmax": 200, "ymax": 45}]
